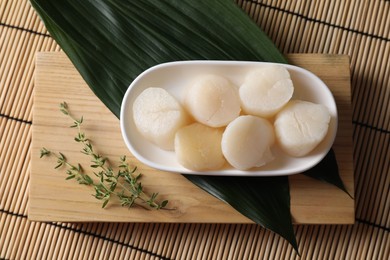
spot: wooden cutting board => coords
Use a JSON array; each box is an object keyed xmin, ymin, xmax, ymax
[{"xmin": 29, "ymin": 52, "xmax": 354, "ymax": 224}]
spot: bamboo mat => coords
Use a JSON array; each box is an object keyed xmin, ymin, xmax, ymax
[{"xmin": 0, "ymin": 0, "xmax": 389, "ymax": 259}]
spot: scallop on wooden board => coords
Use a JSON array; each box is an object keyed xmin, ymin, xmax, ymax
[{"xmin": 120, "ymin": 61, "xmax": 338, "ymax": 176}]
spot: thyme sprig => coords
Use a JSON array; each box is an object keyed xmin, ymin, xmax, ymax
[{"xmin": 40, "ymin": 102, "xmax": 168, "ymax": 210}]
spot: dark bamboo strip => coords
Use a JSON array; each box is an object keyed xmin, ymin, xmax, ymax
[
  {"xmin": 0, "ymin": 22, "xmax": 50, "ymax": 37},
  {"xmin": 354, "ymin": 121, "xmax": 390, "ymax": 134},
  {"xmin": 241, "ymin": 0, "xmax": 390, "ymax": 41},
  {"xmin": 0, "ymin": 113, "xmax": 31, "ymax": 124}
]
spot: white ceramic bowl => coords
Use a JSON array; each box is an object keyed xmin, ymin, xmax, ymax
[{"xmin": 120, "ymin": 61, "xmax": 338, "ymax": 176}]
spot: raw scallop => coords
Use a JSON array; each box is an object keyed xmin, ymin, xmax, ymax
[
  {"xmin": 221, "ymin": 115, "xmax": 275, "ymax": 170},
  {"xmin": 133, "ymin": 87, "xmax": 189, "ymax": 150},
  {"xmin": 185, "ymin": 74, "xmax": 240, "ymax": 127},
  {"xmin": 175, "ymin": 123, "xmax": 226, "ymax": 171},
  {"xmin": 274, "ymin": 100, "xmax": 331, "ymax": 157},
  {"xmin": 239, "ymin": 66, "xmax": 294, "ymax": 117}
]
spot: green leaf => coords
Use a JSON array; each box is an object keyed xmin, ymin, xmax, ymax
[
  {"xmin": 303, "ymin": 149, "xmax": 352, "ymax": 197},
  {"xmin": 102, "ymin": 199, "xmax": 109, "ymax": 209},
  {"xmin": 160, "ymin": 200, "xmax": 169, "ymax": 209},
  {"xmin": 186, "ymin": 175, "xmax": 298, "ymax": 251},
  {"xmin": 84, "ymin": 174, "xmax": 94, "ymax": 185},
  {"xmin": 31, "ymin": 0, "xmax": 346, "ymax": 252},
  {"xmin": 30, "ymin": 0, "xmax": 287, "ymax": 116},
  {"xmin": 31, "ymin": 0, "xmax": 294, "ymax": 248},
  {"xmin": 39, "ymin": 147, "xmax": 50, "ymax": 158},
  {"xmin": 65, "ymin": 175, "xmax": 76, "ymax": 180}
]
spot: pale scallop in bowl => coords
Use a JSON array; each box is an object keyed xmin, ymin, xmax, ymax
[{"xmin": 120, "ymin": 61, "xmax": 338, "ymax": 176}]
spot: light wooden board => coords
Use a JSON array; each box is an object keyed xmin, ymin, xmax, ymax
[{"xmin": 29, "ymin": 52, "xmax": 354, "ymax": 224}]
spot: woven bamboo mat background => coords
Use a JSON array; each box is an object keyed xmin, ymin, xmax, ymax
[{"xmin": 0, "ymin": 0, "xmax": 389, "ymax": 259}]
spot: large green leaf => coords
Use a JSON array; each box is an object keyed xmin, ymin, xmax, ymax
[
  {"xmin": 30, "ymin": 0, "xmax": 349, "ymax": 252},
  {"xmin": 30, "ymin": 0, "xmax": 287, "ymax": 117},
  {"xmin": 186, "ymin": 175, "xmax": 296, "ymax": 247},
  {"xmin": 304, "ymin": 149, "xmax": 351, "ymax": 197}
]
